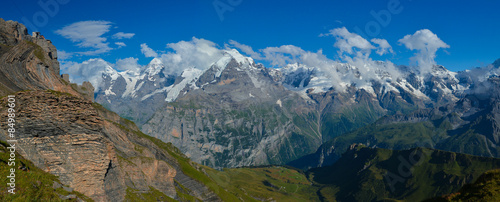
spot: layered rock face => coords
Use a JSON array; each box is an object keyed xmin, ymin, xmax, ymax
[
  {"xmin": 0, "ymin": 19, "xmax": 60, "ymax": 93},
  {"xmin": 0, "ymin": 90, "xmax": 220, "ymax": 201},
  {"xmin": 0, "ymin": 18, "xmax": 91, "ymax": 101},
  {"xmin": 2, "ymin": 91, "xmax": 112, "ymax": 200}
]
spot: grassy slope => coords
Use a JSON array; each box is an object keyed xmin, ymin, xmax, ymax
[
  {"xmin": 105, "ymin": 101, "xmax": 323, "ymax": 202},
  {"xmin": 206, "ymin": 166, "xmax": 320, "ymax": 202},
  {"xmin": 308, "ymin": 146, "xmax": 500, "ymax": 202},
  {"xmin": 428, "ymin": 169, "xmax": 500, "ymax": 202},
  {"xmin": 76, "ymin": 102, "xmax": 500, "ymax": 202}
]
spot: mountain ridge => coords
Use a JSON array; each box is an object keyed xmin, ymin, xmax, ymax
[{"xmin": 91, "ymin": 37, "xmax": 500, "ymax": 169}]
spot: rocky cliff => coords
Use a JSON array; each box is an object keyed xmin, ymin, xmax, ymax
[
  {"xmin": 1, "ymin": 19, "xmax": 62, "ymax": 94},
  {"xmin": 1, "ymin": 91, "xmax": 221, "ymax": 201}
]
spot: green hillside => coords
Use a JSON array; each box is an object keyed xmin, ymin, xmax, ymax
[
  {"xmin": 308, "ymin": 145, "xmax": 500, "ymax": 202},
  {"xmin": 427, "ymin": 169, "xmax": 500, "ymax": 202}
]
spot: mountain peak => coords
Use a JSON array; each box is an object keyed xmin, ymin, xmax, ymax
[
  {"xmin": 149, "ymin": 57, "xmax": 163, "ymax": 66},
  {"xmin": 493, "ymin": 58, "xmax": 500, "ymax": 68},
  {"xmin": 144, "ymin": 58, "xmax": 164, "ymax": 76},
  {"xmin": 224, "ymin": 49, "xmax": 254, "ymax": 65}
]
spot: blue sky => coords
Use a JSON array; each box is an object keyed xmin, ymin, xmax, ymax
[{"xmin": 1, "ymin": 0, "xmax": 499, "ymax": 71}]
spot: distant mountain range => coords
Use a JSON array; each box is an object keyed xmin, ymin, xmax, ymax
[{"xmin": 91, "ymin": 36, "xmax": 500, "ymax": 169}]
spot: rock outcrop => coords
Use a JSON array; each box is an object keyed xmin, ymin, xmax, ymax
[
  {"xmin": 0, "ymin": 18, "xmax": 94, "ymax": 101},
  {"xmin": 0, "ymin": 90, "xmax": 220, "ymax": 201}
]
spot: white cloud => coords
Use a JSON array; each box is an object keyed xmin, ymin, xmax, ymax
[
  {"xmin": 55, "ymin": 21, "xmax": 113, "ymax": 56},
  {"xmin": 115, "ymin": 42, "xmax": 126, "ymax": 47},
  {"xmin": 159, "ymin": 37, "xmax": 224, "ymax": 75},
  {"xmin": 140, "ymin": 43, "xmax": 158, "ymax": 58},
  {"xmin": 371, "ymin": 38, "xmax": 393, "ymax": 55},
  {"xmin": 60, "ymin": 57, "xmax": 143, "ymax": 91},
  {"xmin": 398, "ymin": 29, "xmax": 449, "ymax": 74},
  {"xmin": 115, "ymin": 57, "xmax": 140, "ymax": 72},
  {"xmin": 261, "ymin": 45, "xmax": 307, "ymax": 67},
  {"xmin": 60, "ymin": 58, "xmax": 112, "ymax": 90},
  {"xmin": 224, "ymin": 27, "xmax": 402, "ymax": 92},
  {"xmin": 57, "ymin": 50, "xmax": 72, "ymax": 60},
  {"xmin": 228, "ymin": 40, "xmax": 262, "ymax": 59},
  {"xmin": 112, "ymin": 32, "xmax": 135, "ymax": 39},
  {"xmin": 323, "ymin": 27, "xmax": 375, "ymax": 56}
]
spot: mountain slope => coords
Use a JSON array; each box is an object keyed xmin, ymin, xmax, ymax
[
  {"xmin": 308, "ymin": 145, "xmax": 500, "ymax": 202},
  {"xmin": 290, "ymin": 81, "xmax": 500, "ymax": 170},
  {"xmin": 427, "ymin": 169, "xmax": 500, "ymax": 201},
  {"xmin": 95, "ymin": 58, "xmax": 176, "ymax": 125},
  {"xmin": 142, "ymin": 54, "xmax": 322, "ymax": 169},
  {"xmin": 94, "ymin": 41, "xmax": 480, "ymax": 169}
]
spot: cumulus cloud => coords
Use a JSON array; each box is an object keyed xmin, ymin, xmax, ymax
[
  {"xmin": 57, "ymin": 50, "xmax": 72, "ymax": 60},
  {"xmin": 115, "ymin": 57, "xmax": 141, "ymax": 72},
  {"xmin": 371, "ymin": 38, "xmax": 393, "ymax": 55},
  {"xmin": 228, "ymin": 40, "xmax": 262, "ymax": 59},
  {"xmin": 398, "ymin": 29, "xmax": 449, "ymax": 75},
  {"xmin": 159, "ymin": 37, "xmax": 224, "ymax": 75},
  {"xmin": 59, "ymin": 29, "xmax": 409, "ymax": 93},
  {"xmin": 261, "ymin": 45, "xmax": 307, "ymax": 67},
  {"xmin": 61, "ymin": 57, "xmax": 143, "ymax": 90},
  {"xmin": 322, "ymin": 27, "xmax": 375, "ymax": 56},
  {"xmin": 140, "ymin": 43, "xmax": 158, "ymax": 58},
  {"xmin": 314, "ymin": 27, "xmax": 401, "ymax": 90},
  {"xmin": 55, "ymin": 21, "xmax": 113, "ymax": 56},
  {"xmin": 222, "ymin": 27, "xmax": 403, "ymax": 92},
  {"xmin": 60, "ymin": 59, "xmax": 112, "ymax": 90},
  {"xmin": 112, "ymin": 32, "xmax": 135, "ymax": 39},
  {"xmin": 256, "ymin": 42, "xmax": 401, "ymax": 91},
  {"xmin": 115, "ymin": 42, "xmax": 126, "ymax": 47}
]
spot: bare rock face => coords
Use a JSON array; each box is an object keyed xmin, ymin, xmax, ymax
[
  {"xmin": 142, "ymin": 59, "xmax": 322, "ymax": 169},
  {"xmin": 0, "ymin": 18, "xmax": 82, "ymax": 99},
  {"xmin": 0, "ymin": 91, "xmax": 111, "ymax": 200},
  {"xmin": 0, "ymin": 91, "xmax": 219, "ymax": 201}
]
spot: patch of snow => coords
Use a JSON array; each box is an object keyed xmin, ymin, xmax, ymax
[
  {"xmin": 104, "ymin": 87, "xmax": 116, "ymax": 96},
  {"xmin": 165, "ymin": 67, "xmax": 204, "ymax": 102},
  {"xmin": 121, "ymin": 72, "xmax": 141, "ymax": 98},
  {"xmin": 276, "ymin": 99, "xmax": 282, "ymax": 107},
  {"xmin": 141, "ymin": 86, "xmax": 169, "ymax": 101}
]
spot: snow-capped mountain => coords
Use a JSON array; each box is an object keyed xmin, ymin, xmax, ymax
[
  {"xmin": 270, "ymin": 61, "xmax": 469, "ymax": 106},
  {"xmin": 95, "ymin": 49, "xmax": 261, "ymax": 125},
  {"xmin": 93, "ymin": 48, "xmax": 499, "ymax": 168}
]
